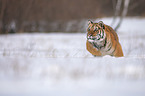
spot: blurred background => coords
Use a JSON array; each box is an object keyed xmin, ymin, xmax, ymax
[{"xmin": 0, "ymin": 0, "xmax": 145, "ymax": 34}]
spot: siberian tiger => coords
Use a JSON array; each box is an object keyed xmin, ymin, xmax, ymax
[{"xmin": 86, "ymin": 20, "xmax": 124, "ymax": 57}]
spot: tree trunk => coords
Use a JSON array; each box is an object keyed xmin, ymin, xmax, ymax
[
  {"xmin": 111, "ymin": 0, "xmax": 122, "ymax": 27},
  {"xmin": 114, "ymin": 0, "xmax": 130, "ymax": 31},
  {"xmin": 0, "ymin": 0, "xmax": 8, "ymax": 34}
]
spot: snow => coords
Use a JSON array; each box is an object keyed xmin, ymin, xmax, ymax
[{"xmin": 0, "ymin": 17, "xmax": 145, "ymax": 96}]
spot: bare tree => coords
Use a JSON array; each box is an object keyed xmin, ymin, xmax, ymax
[
  {"xmin": 111, "ymin": 0, "xmax": 122, "ymax": 26},
  {"xmin": 111, "ymin": 0, "xmax": 130, "ymax": 32},
  {"xmin": 0, "ymin": 0, "xmax": 8, "ymax": 34},
  {"xmin": 16, "ymin": 0, "xmax": 34, "ymax": 32}
]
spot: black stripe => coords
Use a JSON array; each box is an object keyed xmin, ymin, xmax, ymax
[
  {"xmin": 104, "ymin": 38, "xmax": 107, "ymax": 47},
  {"xmin": 97, "ymin": 34, "xmax": 100, "ymax": 40},
  {"xmin": 111, "ymin": 44, "xmax": 117, "ymax": 55},
  {"xmin": 100, "ymin": 37, "xmax": 107, "ymax": 49},
  {"xmin": 101, "ymin": 30, "xmax": 104, "ymax": 38},
  {"xmin": 93, "ymin": 42, "xmax": 100, "ymax": 49},
  {"xmin": 106, "ymin": 43, "xmax": 112, "ymax": 52},
  {"xmin": 99, "ymin": 30, "xmax": 101, "ymax": 34}
]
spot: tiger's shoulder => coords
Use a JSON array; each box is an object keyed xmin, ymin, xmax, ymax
[{"xmin": 104, "ymin": 24, "xmax": 119, "ymax": 41}]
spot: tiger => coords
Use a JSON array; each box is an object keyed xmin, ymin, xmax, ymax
[{"xmin": 86, "ymin": 20, "xmax": 124, "ymax": 57}]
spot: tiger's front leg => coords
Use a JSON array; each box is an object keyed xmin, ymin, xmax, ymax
[{"xmin": 86, "ymin": 40, "xmax": 102, "ymax": 56}]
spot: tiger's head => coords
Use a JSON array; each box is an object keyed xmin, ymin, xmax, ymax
[{"xmin": 87, "ymin": 20, "xmax": 106, "ymax": 44}]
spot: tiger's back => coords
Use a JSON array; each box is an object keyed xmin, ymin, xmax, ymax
[{"xmin": 86, "ymin": 20, "xmax": 123, "ymax": 57}]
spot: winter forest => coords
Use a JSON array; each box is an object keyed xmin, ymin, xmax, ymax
[
  {"xmin": 0, "ymin": 0, "xmax": 145, "ymax": 33},
  {"xmin": 0, "ymin": 0, "xmax": 145, "ymax": 96}
]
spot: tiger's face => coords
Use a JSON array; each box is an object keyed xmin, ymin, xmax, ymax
[{"xmin": 87, "ymin": 20, "xmax": 106, "ymax": 44}]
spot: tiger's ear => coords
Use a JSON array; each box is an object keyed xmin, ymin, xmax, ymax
[
  {"xmin": 88, "ymin": 20, "xmax": 93, "ymax": 25},
  {"xmin": 98, "ymin": 21, "xmax": 105, "ymax": 29}
]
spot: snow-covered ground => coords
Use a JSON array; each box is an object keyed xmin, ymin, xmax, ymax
[{"xmin": 0, "ymin": 17, "xmax": 145, "ymax": 96}]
